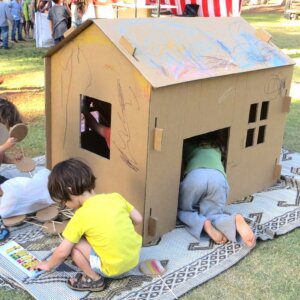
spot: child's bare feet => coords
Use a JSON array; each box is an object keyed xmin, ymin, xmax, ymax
[
  {"xmin": 236, "ymin": 214, "xmax": 256, "ymax": 247},
  {"xmin": 204, "ymin": 220, "xmax": 228, "ymax": 244}
]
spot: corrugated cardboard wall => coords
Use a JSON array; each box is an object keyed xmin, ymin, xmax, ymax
[
  {"xmin": 49, "ymin": 25, "xmax": 151, "ymax": 234},
  {"xmin": 144, "ymin": 66, "xmax": 293, "ymax": 243}
]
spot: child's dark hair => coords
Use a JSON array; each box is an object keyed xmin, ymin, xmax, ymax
[
  {"xmin": 48, "ymin": 158, "xmax": 96, "ymax": 202},
  {"xmin": 0, "ymin": 98, "xmax": 22, "ymax": 128}
]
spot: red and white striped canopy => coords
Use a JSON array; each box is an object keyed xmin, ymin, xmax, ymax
[{"xmin": 160, "ymin": 0, "xmax": 242, "ymax": 17}]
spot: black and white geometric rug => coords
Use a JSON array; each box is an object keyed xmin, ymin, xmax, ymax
[{"xmin": 0, "ymin": 149, "xmax": 299, "ymax": 300}]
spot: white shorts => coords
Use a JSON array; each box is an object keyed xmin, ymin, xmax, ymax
[{"xmin": 89, "ymin": 248, "xmax": 129, "ymax": 279}]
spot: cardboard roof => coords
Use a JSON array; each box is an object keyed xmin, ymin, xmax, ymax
[{"xmin": 45, "ymin": 17, "xmax": 294, "ymax": 88}]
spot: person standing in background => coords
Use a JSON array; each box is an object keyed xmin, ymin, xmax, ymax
[
  {"xmin": 47, "ymin": 0, "xmax": 71, "ymax": 45},
  {"xmin": 0, "ymin": 0, "xmax": 13, "ymax": 49},
  {"xmin": 23, "ymin": 0, "xmax": 33, "ymax": 39},
  {"xmin": 9, "ymin": 0, "xmax": 25, "ymax": 42}
]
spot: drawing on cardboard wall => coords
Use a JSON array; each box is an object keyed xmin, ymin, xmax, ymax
[
  {"xmin": 113, "ymin": 80, "xmax": 139, "ymax": 172},
  {"xmin": 80, "ymin": 95, "xmax": 111, "ymax": 159}
]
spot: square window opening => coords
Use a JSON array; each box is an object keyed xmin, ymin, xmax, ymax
[
  {"xmin": 178, "ymin": 128, "xmax": 230, "ymax": 214},
  {"xmin": 257, "ymin": 125, "xmax": 266, "ymax": 144},
  {"xmin": 80, "ymin": 95, "xmax": 111, "ymax": 159},
  {"xmin": 246, "ymin": 128, "xmax": 255, "ymax": 148},
  {"xmin": 181, "ymin": 128, "xmax": 230, "ymax": 177},
  {"xmin": 260, "ymin": 101, "xmax": 269, "ymax": 120},
  {"xmin": 248, "ymin": 103, "xmax": 258, "ymax": 123}
]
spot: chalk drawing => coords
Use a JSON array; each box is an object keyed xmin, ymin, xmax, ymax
[
  {"xmin": 109, "ymin": 19, "xmax": 289, "ymax": 82},
  {"xmin": 113, "ymin": 80, "xmax": 139, "ymax": 172}
]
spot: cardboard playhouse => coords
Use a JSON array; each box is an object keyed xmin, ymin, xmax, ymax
[{"xmin": 44, "ymin": 17, "xmax": 294, "ymax": 244}]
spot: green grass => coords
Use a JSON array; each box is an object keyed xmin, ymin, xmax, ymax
[
  {"xmin": 0, "ymin": 42, "xmax": 46, "ymax": 76},
  {"xmin": 243, "ymin": 12, "xmax": 300, "ymax": 89},
  {"xmin": 0, "ymin": 12, "xmax": 299, "ymax": 300},
  {"xmin": 284, "ymin": 99, "xmax": 300, "ymax": 151}
]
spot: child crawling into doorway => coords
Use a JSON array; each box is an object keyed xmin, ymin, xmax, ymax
[{"xmin": 178, "ymin": 130, "xmax": 255, "ymax": 247}]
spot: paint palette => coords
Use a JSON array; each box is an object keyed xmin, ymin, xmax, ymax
[{"xmin": 0, "ymin": 240, "xmax": 44, "ymax": 278}]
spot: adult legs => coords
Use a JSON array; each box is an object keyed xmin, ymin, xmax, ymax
[
  {"xmin": 1, "ymin": 26, "xmax": 9, "ymax": 49},
  {"xmin": 17, "ymin": 20, "xmax": 23, "ymax": 40},
  {"xmin": 11, "ymin": 21, "xmax": 17, "ymax": 41},
  {"xmin": 70, "ymin": 238, "xmax": 100, "ymax": 280},
  {"xmin": 24, "ymin": 21, "xmax": 30, "ymax": 39}
]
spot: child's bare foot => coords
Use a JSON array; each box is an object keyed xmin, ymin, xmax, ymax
[
  {"xmin": 204, "ymin": 220, "xmax": 227, "ymax": 244},
  {"xmin": 236, "ymin": 214, "xmax": 256, "ymax": 247}
]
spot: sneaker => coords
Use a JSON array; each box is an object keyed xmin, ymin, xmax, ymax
[
  {"xmin": 11, "ymin": 39, "xmax": 18, "ymax": 43},
  {"xmin": 18, "ymin": 38, "xmax": 26, "ymax": 42}
]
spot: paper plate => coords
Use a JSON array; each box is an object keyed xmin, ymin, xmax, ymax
[
  {"xmin": 35, "ymin": 206, "xmax": 59, "ymax": 223},
  {"xmin": 15, "ymin": 157, "xmax": 36, "ymax": 172},
  {"xmin": 9, "ymin": 123, "xmax": 28, "ymax": 142}
]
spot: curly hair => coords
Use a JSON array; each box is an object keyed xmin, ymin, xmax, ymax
[{"xmin": 0, "ymin": 98, "xmax": 22, "ymax": 128}]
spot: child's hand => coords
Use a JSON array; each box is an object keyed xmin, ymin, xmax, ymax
[
  {"xmin": 3, "ymin": 137, "xmax": 17, "ymax": 150},
  {"xmin": 36, "ymin": 261, "xmax": 51, "ymax": 272}
]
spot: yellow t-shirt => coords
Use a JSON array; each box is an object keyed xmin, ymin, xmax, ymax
[{"xmin": 62, "ymin": 193, "xmax": 142, "ymax": 277}]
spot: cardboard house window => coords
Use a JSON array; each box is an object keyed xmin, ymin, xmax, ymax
[
  {"xmin": 80, "ymin": 95, "xmax": 111, "ymax": 159},
  {"xmin": 245, "ymin": 101, "xmax": 269, "ymax": 148},
  {"xmin": 260, "ymin": 101, "xmax": 269, "ymax": 120},
  {"xmin": 246, "ymin": 128, "xmax": 255, "ymax": 148},
  {"xmin": 248, "ymin": 103, "xmax": 258, "ymax": 123},
  {"xmin": 257, "ymin": 125, "xmax": 266, "ymax": 144},
  {"xmin": 181, "ymin": 128, "xmax": 230, "ymax": 178}
]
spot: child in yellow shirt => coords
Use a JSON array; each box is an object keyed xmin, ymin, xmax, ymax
[{"xmin": 37, "ymin": 158, "xmax": 143, "ymax": 291}]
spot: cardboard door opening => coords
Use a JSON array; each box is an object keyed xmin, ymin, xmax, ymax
[
  {"xmin": 80, "ymin": 95, "xmax": 111, "ymax": 159},
  {"xmin": 179, "ymin": 127, "xmax": 230, "ymax": 189}
]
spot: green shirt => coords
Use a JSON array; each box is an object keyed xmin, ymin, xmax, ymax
[{"xmin": 184, "ymin": 142, "xmax": 225, "ymax": 177}]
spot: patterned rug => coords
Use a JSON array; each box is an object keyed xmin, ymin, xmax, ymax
[{"xmin": 0, "ymin": 149, "xmax": 299, "ymax": 300}]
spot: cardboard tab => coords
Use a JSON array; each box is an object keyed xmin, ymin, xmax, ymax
[
  {"xmin": 154, "ymin": 128, "xmax": 163, "ymax": 151},
  {"xmin": 119, "ymin": 36, "xmax": 136, "ymax": 57},
  {"xmin": 148, "ymin": 216, "xmax": 158, "ymax": 237},
  {"xmin": 282, "ymin": 96, "xmax": 292, "ymax": 113},
  {"xmin": 255, "ymin": 28, "xmax": 272, "ymax": 43},
  {"xmin": 274, "ymin": 164, "xmax": 282, "ymax": 180},
  {"xmin": 64, "ymin": 27, "xmax": 75, "ymax": 38}
]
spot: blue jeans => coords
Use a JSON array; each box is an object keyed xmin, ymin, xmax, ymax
[
  {"xmin": 178, "ymin": 168, "xmax": 239, "ymax": 242},
  {"xmin": 0, "ymin": 26, "xmax": 9, "ymax": 49},
  {"xmin": 11, "ymin": 20, "xmax": 22, "ymax": 40}
]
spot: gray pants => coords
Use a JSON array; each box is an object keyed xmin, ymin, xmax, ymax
[{"xmin": 178, "ymin": 168, "xmax": 239, "ymax": 242}]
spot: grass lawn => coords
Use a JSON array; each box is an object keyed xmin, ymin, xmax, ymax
[{"xmin": 0, "ymin": 12, "xmax": 299, "ymax": 300}]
